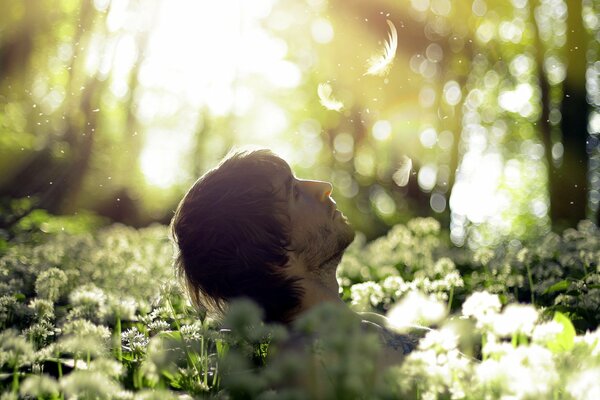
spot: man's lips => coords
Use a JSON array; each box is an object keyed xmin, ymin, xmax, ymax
[
  {"xmin": 328, "ymin": 202, "xmax": 337, "ymax": 218},
  {"xmin": 327, "ymin": 198, "xmax": 337, "ymax": 218}
]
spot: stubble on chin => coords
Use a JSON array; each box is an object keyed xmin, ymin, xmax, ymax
[{"xmin": 296, "ymin": 221, "xmax": 354, "ymax": 275}]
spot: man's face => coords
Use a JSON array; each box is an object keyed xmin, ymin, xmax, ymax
[{"xmin": 275, "ymin": 164, "xmax": 355, "ymax": 272}]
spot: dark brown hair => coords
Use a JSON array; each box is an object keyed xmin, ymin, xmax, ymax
[{"xmin": 170, "ymin": 149, "xmax": 303, "ymax": 323}]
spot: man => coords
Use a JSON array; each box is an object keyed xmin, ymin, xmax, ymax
[
  {"xmin": 171, "ymin": 148, "xmax": 354, "ymax": 321},
  {"xmin": 171, "ymin": 148, "xmax": 419, "ymax": 356}
]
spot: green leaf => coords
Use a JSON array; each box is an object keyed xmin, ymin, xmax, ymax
[
  {"xmin": 547, "ymin": 311, "xmax": 576, "ymax": 353},
  {"xmin": 159, "ymin": 330, "xmax": 182, "ymax": 342},
  {"xmin": 216, "ymin": 339, "xmax": 229, "ymax": 358},
  {"xmin": 543, "ymin": 280, "xmax": 570, "ymax": 295},
  {"xmin": 587, "ymin": 284, "xmax": 600, "ymax": 290}
]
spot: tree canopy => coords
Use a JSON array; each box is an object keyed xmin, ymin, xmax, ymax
[{"xmin": 1, "ymin": 0, "xmax": 598, "ymax": 247}]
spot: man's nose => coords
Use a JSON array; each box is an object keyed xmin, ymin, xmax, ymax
[{"xmin": 300, "ymin": 180, "xmax": 333, "ymax": 202}]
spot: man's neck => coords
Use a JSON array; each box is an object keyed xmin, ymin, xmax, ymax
[
  {"xmin": 291, "ymin": 258, "xmax": 347, "ymax": 318},
  {"xmin": 298, "ymin": 274, "xmax": 345, "ymax": 311}
]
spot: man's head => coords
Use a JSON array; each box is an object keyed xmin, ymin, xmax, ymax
[{"xmin": 171, "ymin": 149, "xmax": 354, "ymax": 323}]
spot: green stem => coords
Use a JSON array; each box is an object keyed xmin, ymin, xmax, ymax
[
  {"xmin": 482, "ymin": 333, "xmax": 488, "ymax": 361},
  {"xmin": 526, "ymin": 263, "xmax": 535, "ymax": 305},
  {"xmin": 137, "ymin": 365, "xmax": 142, "ymax": 389},
  {"xmin": 166, "ymin": 298, "xmax": 181, "ymax": 330},
  {"xmin": 166, "ymin": 297, "xmax": 202, "ymax": 380},
  {"xmin": 447, "ymin": 286, "xmax": 454, "ymax": 314},
  {"xmin": 212, "ymin": 362, "xmax": 219, "ymax": 389},
  {"xmin": 11, "ymin": 365, "xmax": 19, "ymax": 393},
  {"xmin": 133, "ymin": 365, "xmax": 139, "ymax": 389},
  {"xmin": 57, "ymin": 351, "xmax": 63, "ymax": 379},
  {"xmin": 202, "ymin": 335, "xmax": 208, "ymax": 388},
  {"xmin": 115, "ymin": 313, "xmax": 122, "ymax": 362}
]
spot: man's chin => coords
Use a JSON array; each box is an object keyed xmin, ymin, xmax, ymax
[
  {"xmin": 339, "ymin": 218, "xmax": 355, "ymax": 247},
  {"xmin": 315, "ymin": 227, "xmax": 354, "ymax": 271}
]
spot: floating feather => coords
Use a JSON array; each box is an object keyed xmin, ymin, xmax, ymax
[
  {"xmin": 392, "ymin": 155, "xmax": 412, "ymax": 187},
  {"xmin": 365, "ymin": 19, "xmax": 398, "ymax": 76},
  {"xmin": 317, "ymin": 83, "xmax": 344, "ymax": 112}
]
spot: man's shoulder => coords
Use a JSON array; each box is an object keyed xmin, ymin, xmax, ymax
[{"xmin": 358, "ymin": 312, "xmax": 429, "ymax": 355}]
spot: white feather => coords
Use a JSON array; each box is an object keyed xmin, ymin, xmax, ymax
[
  {"xmin": 365, "ymin": 19, "xmax": 398, "ymax": 76},
  {"xmin": 317, "ymin": 83, "xmax": 344, "ymax": 112},
  {"xmin": 392, "ymin": 155, "xmax": 412, "ymax": 187}
]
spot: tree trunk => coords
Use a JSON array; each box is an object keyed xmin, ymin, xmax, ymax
[{"xmin": 550, "ymin": 0, "xmax": 590, "ymax": 230}]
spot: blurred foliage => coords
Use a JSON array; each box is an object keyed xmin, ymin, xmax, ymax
[{"xmin": 0, "ymin": 0, "xmax": 599, "ymax": 245}]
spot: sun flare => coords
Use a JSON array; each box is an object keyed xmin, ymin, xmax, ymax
[{"xmin": 129, "ymin": 0, "xmax": 295, "ymax": 187}]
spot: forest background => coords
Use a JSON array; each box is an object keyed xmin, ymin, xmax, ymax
[{"xmin": 0, "ymin": 0, "xmax": 598, "ymax": 247}]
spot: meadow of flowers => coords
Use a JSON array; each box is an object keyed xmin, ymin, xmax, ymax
[{"xmin": 0, "ymin": 212, "xmax": 599, "ymax": 399}]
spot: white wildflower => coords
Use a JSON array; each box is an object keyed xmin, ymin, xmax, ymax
[
  {"xmin": 19, "ymin": 374, "xmax": 59, "ymax": 398},
  {"xmin": 407, "ymin": 217, "xmax": 441, "ymax": 236},
  {"xmin": 68, "ymin": 284, "xmax": 108, "ymax": 320},
  {"xmin": 461, "ymin": 291, "xmax": 501, "ymax": 329},
  {"xmin": 60, "ymin": 370, "xmax": 121, "ymax": 399},
  {"xmin": 89, "ymin": 358, "xmax": 124, "ymax": 379},
  {"xmin": 0, "ymin": 295, "xmax": 17, "ymax": 327},
  {"xmin": 401, "ymin": 328, "xmax": 472, "ymax": 399},
  {"xmin": 35, "ymin": 267, "xmax": 68, "ymax": 302},
  {"xmin": 481, "ymin": 335, "xmax": 514, "ymax": 358},
  {"xmin": 432, "ymin": 258, "xmax": 455, "ymax": 275},
  {"xmin": 28, "ymin": 298, "xmax": 55, "ymax": 321},
  {"xmin": 492, "ymin": 304, "xmax": 538, "ymax": 337},
  {"xmin": 387, "ymin": 290, "xmax": 446, "ymax": 330},
  {"xmin": 180, "ymin": 321, "xmax": 204, "ymax": 343},
  {"xmin": 61, "ymin": 319, "xmax": 111, "ymax": 344},
  {"xmin": 575, "ymin": 328, "xmax": 600, "ymax": 357},
  {"xmin": 350, "ymin": 282, "xmax": 384, "ymax": 311},
  {"xmin": 107, "ymin": 295, "xmax": 137, "ymax": 321},
  {"xmin": 475, "ymin": 344, "xmax": 558, "ymax": 399},
  {"xmin": 444, "ymin": 271, "xmax": 464, "ymax": 288},
  {"xmin": 381, "ymin": 275, "xmax": 407, "ymax": 300},
  {"xmin": 23, "ymin": 320, "xmax": 56, "ymax": 348},
  {"xmin": 473, "ymin": 247, "xmax": 495, "ymax": 266},
  {"xmin": 567, "ymin": 367, "xmax": 600, "ymax": 400},
  {"xmin": 516, "ymin": 248, "xmax": 529, "ymax": 263},
  {"xmin": 418, "ymin": 328, "xmax": 459, "ymax": 353},
  {"xmin": 474, "ymin": 358, "xmax": 503, "ymax": 387},
  {"xmin": 121, "ymin": 327, "xmax": 148, "ymax": 355},
  {"xmin": 69, "ymin": 284, "xmax": 107, "ymax": 307},
  {"xmin": 532, "ymin": 321, "xmax": 564, "ymax": 344},
  {"xmin": 134, "ymin": 388, "xmax": 179, "ymax": 399},
  {"xmin": 0, "ymin": 329, "xmax": 35, "ymax": 368},
  {"xmin": 147, "ymin": 320, "xmax": 170, "ymax": 335}
]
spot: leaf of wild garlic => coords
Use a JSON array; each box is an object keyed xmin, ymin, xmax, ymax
[
  {"xmin": 364, "ymin": 19, "xmax": 398, "ymax": 76},
  {"xmin": 543, "ymin": 280, "xmax": 570, "ymax": 295},
  {"xmin": 547, "ymin": 311, "xmax": 576, "ymax": 353},
  {"xmin": 317, "ymin": 83, "xmax": 344, "ymax": 112}
]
